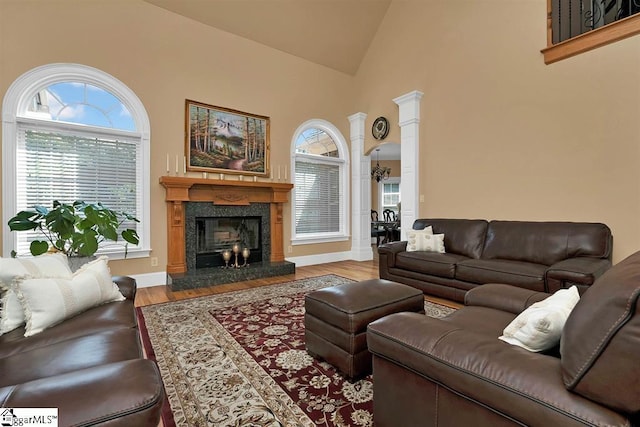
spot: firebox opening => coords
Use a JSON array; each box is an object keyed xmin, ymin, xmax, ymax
[{"xmin": 195, "ymin": 216, "xmax": 262, "ymax": 268}]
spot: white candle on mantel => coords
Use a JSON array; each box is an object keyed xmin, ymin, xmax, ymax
[
  {"xmin": 183, "ymin": 156, "xmax": 186, "ymax": 174},
  {"xmin": 166, "ymin": 154, "xmax": 170, "ymax": 174},
  {"xmin": 175, "ymin": 155, "xmax": 179, "ymax": 174},
  {"xmin": 278, "ymin": 165, "xmax": 281, "ymax": 180},
  {"xmin": 284, "ymin": 165, "xmax": 287, "ymax": 181}
]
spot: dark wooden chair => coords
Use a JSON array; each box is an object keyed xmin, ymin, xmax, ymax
[
  {"xmin": 371, "ymin": 210, "xmax": 386, "ymax": 246},
  {"xmin": 382, "ymin": 209, "xmax": 400, "ymax": 242}
]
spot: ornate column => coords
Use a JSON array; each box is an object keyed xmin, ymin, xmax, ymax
[
  {"xmin": 349, "ymin": 112, "xmax": 373, "ymax": 260},
  {"xmin": 393, "ymin": 90, "xmax": 424, "ymax": 240}
]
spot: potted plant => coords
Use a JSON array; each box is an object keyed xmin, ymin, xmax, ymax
[{"xmin": 8, "ymin": 200, "xmax": 139, "ymax": 259}]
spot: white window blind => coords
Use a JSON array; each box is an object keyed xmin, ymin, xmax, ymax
[
  {"xmin": 15, "ymin": 122, "xmax": 141, "ymax": 255},
  {"xmin": 294, "ymin": 160, "xmax": 341, "ymax": 235}
]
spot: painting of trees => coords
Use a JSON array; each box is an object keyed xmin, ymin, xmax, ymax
[{"xmin": 185, "ymin": 100, "xmax": 270, "ymax": 176}]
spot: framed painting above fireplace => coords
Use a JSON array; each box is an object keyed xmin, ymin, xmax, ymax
[{"xmin": 185, "ymin": 99, "xmax": 270, "ymax": 177}]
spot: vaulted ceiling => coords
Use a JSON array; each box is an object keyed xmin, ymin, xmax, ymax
[{"xmin": 143, "ymin": 0, "xmax": 391, "ymax": 75}]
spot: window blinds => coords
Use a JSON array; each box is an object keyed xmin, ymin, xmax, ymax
[
  {"xmin": 294, "ymin": 160, "xmax": 341, "ymax": 234},
  {"xmin": 15, "ymin": 124, "xmax": 140, "ymax": 255}
]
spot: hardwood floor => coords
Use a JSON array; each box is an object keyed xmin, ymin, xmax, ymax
[{"xmin": 135, "ymin": 252, "xmax": 462, "ymax": 309}]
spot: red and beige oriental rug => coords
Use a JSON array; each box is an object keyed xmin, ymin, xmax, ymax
[{"xmin": 137, "ymin": 275, "xmax": 455, "ymax": 427}]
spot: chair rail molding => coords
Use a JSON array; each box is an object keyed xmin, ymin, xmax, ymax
[
  {"xmin": 393, "ymin": 90, "xmax": 424, "ymax": 240},
  {"xmin": 348, "ymin": 112, "xmax": 373, "ymax": 261}
]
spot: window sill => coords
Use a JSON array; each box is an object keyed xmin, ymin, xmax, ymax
[
  {"xmin": 291, "ymin": 235, "xmax": 350, "ymax": 246},
  {"xmin": 542, "ymin": 13, "xmax": 640, "ymax": 64},
  {"xmin": 99, "ymin": 247, "xmax": 151, "ymax": 260}
]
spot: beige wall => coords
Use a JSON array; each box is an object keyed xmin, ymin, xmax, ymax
[
  {"xmin": 0, "ymin": 0, "xmax": 355, "ymax": 275},
  {"xmin": 2, "ymin": 0, "xmax": 639, "ymax": 273},
  {"xmin": 356, "ymin": 0, "xmax": 640, "ymax": 263},
  {"xmin": 371, "ymin": 159, "xmax": 401, "ymax": 212}
]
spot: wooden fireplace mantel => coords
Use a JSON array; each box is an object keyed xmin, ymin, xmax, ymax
[{"xmin": 160, "ymin": 176, "xmax": 293, "ymax": 274}]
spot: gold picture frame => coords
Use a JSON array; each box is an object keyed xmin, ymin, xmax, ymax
[{"xmin": 185, "ymin": 99, "xmax": 270, "ymax": 176}]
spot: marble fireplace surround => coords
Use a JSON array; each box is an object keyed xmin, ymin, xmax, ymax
[{"xmin": 160, "ymin": 176, "xmax": 294, "ymax": 289}]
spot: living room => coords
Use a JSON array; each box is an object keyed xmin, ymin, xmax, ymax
[{"xmin": 1, "ymin": 0, "xmax": 640, "ymax": 426}]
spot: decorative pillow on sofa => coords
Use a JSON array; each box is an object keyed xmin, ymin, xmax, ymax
[
  {"xmin": 406, "ymin": 226, "xmax": 433, "ymax": 252},
  {"xmin": 499, "ymin": 286, "xmax": 579, "ymax": 352},
  {"xmin": 0, "ymin": 253, "xmax": 73, "ymax": 335},
  {"xmin": 14, "ymin": 256, "xmax": 125, "ymax": 337}
]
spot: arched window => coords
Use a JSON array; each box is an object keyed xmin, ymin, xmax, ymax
[
  {"xmin": 2, "ymin": 63, "xmax": 150, "ymax": 258},
  {"xmin": 291, "ymin": 119, "xmax": 349, "ymax": 244}
]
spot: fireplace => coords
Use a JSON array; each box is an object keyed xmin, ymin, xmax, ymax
[
  {"xmin": 185, "ymin": 202, "xmax": 270, "ymax": 269},
  {"xmin": 195, "ymin": 216, "xmax": 262, "ymax": 268},
  {"xmin": 160, "ymin": 176, "xmax": 295, "ymax": 291}
]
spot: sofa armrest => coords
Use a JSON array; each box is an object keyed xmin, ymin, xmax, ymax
[
  {"xmin": 546, "ymin": 257, "xmax": 612, "ymax": 293},
  {"xmin": 377, "ymin": 241, "xmax": 407, "ymax": 269},
  {"xmin": 464, "ymin": 284, "xmax": 549, "ymax": 315},
  {"xmin": 0, "ymin": 359, "xmax": 163, "ymax": 427},
  {"xmin": 113, "ymin": 275, "xmax": 137, "ymax": 300}
]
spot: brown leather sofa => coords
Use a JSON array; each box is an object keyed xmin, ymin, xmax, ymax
[
  {"xmin": 368, "ymin": 250, "xmax": 640, "ymax": 427},
  {"xmin": 0, "ymin": 276, "xmax": 164, "ymax": 427},
  {"xmin": 379, "ymin": 219, "xmax": 613, "ymax": 302}
]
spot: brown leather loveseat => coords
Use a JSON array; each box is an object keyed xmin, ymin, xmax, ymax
[
  {"xmin": 0, "ymin": 276, "xmax": 164, "ymax": 426},
  {"xmin": 379, "ymin": 219, "xmax": 613, "ymax": 302},
  {"xmin": 368, "ymin": 250, "xmax": 640, "ymax": 426}
]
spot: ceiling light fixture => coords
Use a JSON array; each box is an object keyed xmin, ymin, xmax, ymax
[{"xmin": 371, "ymin": 148, "xmax": 391, "ymax": 182}]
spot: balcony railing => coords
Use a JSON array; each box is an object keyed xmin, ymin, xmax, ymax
[{"xmin": 543, "ymin": 0, "xmax": 640, "ymax": 63}]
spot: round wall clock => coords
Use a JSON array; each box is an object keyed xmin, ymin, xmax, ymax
[{"xmin": 372, "ymin": 116, "xmax": 389, "ymax": 140}]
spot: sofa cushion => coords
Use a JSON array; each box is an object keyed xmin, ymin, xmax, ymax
[
  {"xmin": 561, "ymin": 250, "xmax": 640, "ymax": 413},
  {"xmin": 412, "ymin": 219, "xmax": 488, "ymax": 259},
  {"xmin": 0, "ymin": 328, "xmax": 142, "ymax": 387},
  {"xmin": 482, "ymin": 221, "xmax": 612, "ymax": 266},
  {"xmin": 499, "ymin": 286, "xmax": 579, "ymax": 352},
  {"xmin": 456, "ymin": 259, "xmax": 546, "ymax": 291},
  {"xmin": 0, "ymin": 300, "xmax": 136, "ymax": 359},
  {"xmin": 396, "ymin": 252, "xmax": 470, "ymax": 279}
]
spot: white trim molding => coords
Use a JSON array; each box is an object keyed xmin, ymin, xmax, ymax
[
  {"xmin": 286, "ymin": 250, "xmax": 352, "ymax": 267},
  {"xmin": 129, "ymin": 271, "xmax": 167, "ymax": 288}
]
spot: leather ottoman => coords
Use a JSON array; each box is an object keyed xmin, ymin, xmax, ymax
[{"xmin": 304, "ymin": 279, "xmax": 424, "ymax": 379}]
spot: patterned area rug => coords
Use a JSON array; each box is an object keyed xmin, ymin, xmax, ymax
[{"xmin": 138, "ymin": 275, "xmax": 456, "ymax": 427}]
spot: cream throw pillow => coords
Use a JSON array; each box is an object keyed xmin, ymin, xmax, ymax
[
  {"xmin": 499, "ymin": 286, "xmax": 580, "ymax": 352},
  {"xmin": 0, "ymin": 253, "xmax": 73, "ymax": 335},
  {"xmin": 14, "ymin": 256, "xmax": 125, "ymax": 337},
  {"xmin": 422, "ymin": 234, "xmax": 445, "ymax": 253},
  {"xmin": 406, "ymin": 226, "xmax": 433, "ymax": 252}
]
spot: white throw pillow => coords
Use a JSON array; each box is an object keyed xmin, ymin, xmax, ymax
[
  {"xmin": 406, "ymin": 226, "xmax": 433, "ymax": 252},
  {"xmin": 14, "ymin": 256, "xmax": 125, "ymax": 337},
  {"xmin": 0, "ymin": 253, "xmax": 73, "ymax": 335},
  {"xmin": 499, "ymin": 286, "xmax": 580, "ymax": 352}
]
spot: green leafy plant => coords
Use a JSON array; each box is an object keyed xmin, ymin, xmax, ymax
[{"xmin": 8, "ymin": 200, "xmax": 140, "ymax": 257}]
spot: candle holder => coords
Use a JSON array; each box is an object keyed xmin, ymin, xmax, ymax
[
  {"xmin": 232, "ymin": 243, "xmax": 240, "ymax": 268},
  {"xmin": 242, "ymin": 247, "xmax": 250, "ymax": 267},
  {"xmin": 221, "ymin": 250, "xmax": 231, "ymax": 268}
]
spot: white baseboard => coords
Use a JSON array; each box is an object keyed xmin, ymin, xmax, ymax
[
  {"xmin": 285, "ymin": 251, "xmax": 352, "ymax": 267},
  {"xmin": 129, "ymin": 271, "xmax": 166, "ymax": 288}
]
